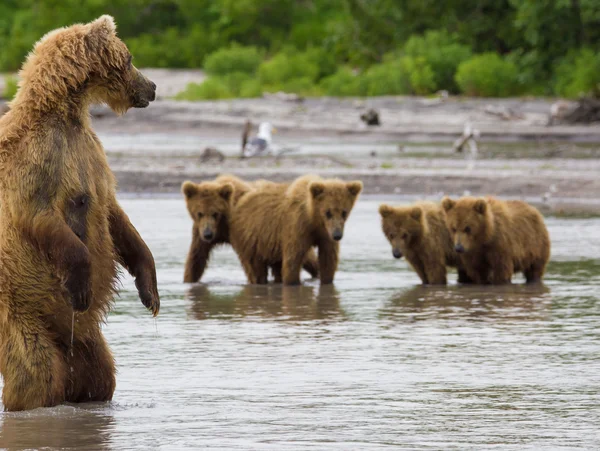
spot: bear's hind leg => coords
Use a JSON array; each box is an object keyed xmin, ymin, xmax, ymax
[
  {"xmin": 524, "ymin": 263, "xmax": 545, "ymax": 284},
  {"xmin": 271, "ymin": 263, "xmax": 283, "ymax": 283},
  {"xmin": 66, "ymin": 332, "xmax": 116, "ymax": 403},
  {"xmin": 0, "ymin": 322, "xmax": 67, "ymax": 412}
]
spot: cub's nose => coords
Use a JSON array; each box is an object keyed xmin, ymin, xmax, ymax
[
  {"xmin": 203, "ymin": 229, "xmax": 214, "ymax": 241},
  {"xmin": 392, "ymin": 248, "xmax": 403, "ymax": 259},
  {"xmin": 332, "ymin": 230, "xmax": 343, "ymax": 241},
  {"xmin": 454, "ymin": 243, "xmax": 465, "ymax": 253}
]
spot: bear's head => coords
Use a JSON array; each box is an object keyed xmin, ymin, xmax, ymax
[
  {"xmin": 442, "ymin": 196, "xmax": 493, "ymax": 253},
  {"xmin": 182, "ymin": 181, "xmax": 234, "ymax": 243},
  {"xmin": 379, "ymin": 204, "xmax": 425, "ymax": 259},
  {"xmin": 309, "ymin": 179, "xmax": 363, "ymax": 241},
  {"xmin": 17, "ymin": 15, "xmax": 156, "ymax": 114}
]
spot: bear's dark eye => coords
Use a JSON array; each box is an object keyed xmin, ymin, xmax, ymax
[
  {"xmin": 197, "ymin": 212, "xmax": 204, "ymax": 219},
  {"xmin": 402, "ymin": 232, "xmax": 408, "ymax": 239},
  {"xmin": 325, "ymin": 210, "xmax": 333, "ymax": 219},
  {"xmin": 464, "ymin": 226, "xmax": 471, "ymax": 234},
  {"xmin": 212, "ymin": 212, "xmax": 220, "ymax": 220},
  {"xmin": 389, "ymin": 233, "xmax": 395, "ymax": 240},
  {"xmin": 451, "ymin": 228, "xmax": 457, "ymax": 234},
  {"xmin": 341, "ymin": 210, "xmax": 347, "ymax": 219}
]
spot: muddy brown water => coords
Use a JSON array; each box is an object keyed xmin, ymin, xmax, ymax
[{"xmin": 1, "ymin": 198, "xmax": 599, "ymax": 450}]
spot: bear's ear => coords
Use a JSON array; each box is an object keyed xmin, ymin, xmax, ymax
[
  {"xmin": 182, "ymin": 181, "xmax": 198, "ymax": 198},
  {"xmin": 474, "ymin": 199, "xmax": 487, "ymax": 215},
  {"xmin": 310, "ymin": 182, "xmax": 326, "ymax": 198},
  {"xmin": 219, "ymin": 183, "xmax": 234, "ymax": 201},
  {"xmin": 347, "ymin": 181, "xmax": 363, "ymax": 197},
  {"xmin": 379, "ymin": 204, "xmax": 394, "ymax": 218},
  {"xmin": 442, "ymin": 197, "xmax": 455, "ymax": 212},
  {"xmin": 410, "ymin": 206, "xmax": 422, "ymax": 221},
  {"xmin": 89, "ymin": 15, "xmax": 117, "ymax": 38}
]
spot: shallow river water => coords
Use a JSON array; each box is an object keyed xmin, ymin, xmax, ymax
[{"xmin": 1, "ymin": 198, "xmax": 599, "ymax": 450}]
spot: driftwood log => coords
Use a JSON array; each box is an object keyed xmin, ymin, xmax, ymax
[
  {"xmin": 200, "ymin": 147, "xmax": 225, "ymax": 163},
  {"xmin": 549, "ymin": 97, "xmax": 600, "ymax": 125},
  {"xmin": 241, "ymin": 119, "xmax": 252, "ymax": 158},
  {"xmin": 453, "ymin": 122, "xmax": 479, "ymax": 154},
  {"xmin": 360, "ymin": 109, "xmax": 380, "ymax": 126}
]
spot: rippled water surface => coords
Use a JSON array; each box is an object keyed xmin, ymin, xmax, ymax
[{"xmin": 1, "ymin": 198, "xmax": 600, "ymax": 450}]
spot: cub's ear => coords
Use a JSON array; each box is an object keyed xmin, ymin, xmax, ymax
[
  {"xmin": 441, "ymin": 197, "xmax": 455, "ymax": 212},
  {"xmin": 219, "ymin": 183, "xmax": 234, "ymax": 201},
  {"xmin": 182, "ymin": 181, "xmax": 198, "ymax": 198},
  {"xmin": 379, "ymin": 204, "xmax": 394, "ymax": 218},
  {"xmin": 474, "ymin": 198, "xmax": 487, "ymax": 215},
  {"xmin": 89, "ymin": 15, "xmax": 117, "ymax": 37},
  {"xmin": 310, "ymin": 182, "xmax": 325, "ymax": 198},
  {"xmin": 410, "ymin": 206, "xmax": 422, "ymax": 221},
  {"xmin": 347, "ymin": 181, "xmax": 363, "ymax": 197}
]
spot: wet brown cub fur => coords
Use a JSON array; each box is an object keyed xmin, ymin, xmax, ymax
[
  {"xmin": 183, "ymin": 175, "xmax": 319, "ymax": 283},
  {"xmin": 379, "ymin": 202, "xmax": 471, "ymax": 285},
  {"xmin": 442, "ymin": 196, "xmax": 550, "ymax": 285},
  {"xmin": 230, "ymin": 175, "xmax": 362, "ymax": 285},
  {"xmin": 0, "ymin": 16, "xmax": 159, "ymax": 412}
]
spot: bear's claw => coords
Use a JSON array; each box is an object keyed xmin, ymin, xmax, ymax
[{"xmin": 135, "ymin": 272, "xmax": 160, "ymax": 317}]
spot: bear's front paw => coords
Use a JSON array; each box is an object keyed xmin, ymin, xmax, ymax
[
  {"xmin": 65, "ymin": 264, "xmax": 92, "ymax": 312},
  {"xmin": 135, "ymin": 270, "xmax": 160, "ymax": 317}
]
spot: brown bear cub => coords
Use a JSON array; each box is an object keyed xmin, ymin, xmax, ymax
[
  {"xmin": 379, "ymin": 202, "xmax": 471, "ymax": 285},
  {"xmin": 442, "ymin": 196, "xmax": 550, "ymax": 285},
  {"xmin": 230, "ymin": 175, "xmax": 362, "ymax": 285},
  {"xmin": 0, "ymin": 16, "xmax": 160, "ymax": 412},
  {"xmin": 183, "ymin": 175, "xmax": 319, "ymax": 283}
]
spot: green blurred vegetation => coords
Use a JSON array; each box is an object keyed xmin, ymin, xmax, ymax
[
  {"xmin": 2, "ymin": 0, "xmax": 600, "ymax": 99},
  {"xmin": 2, "ymin": 76, "xmax": 18, "ymax": 100}
]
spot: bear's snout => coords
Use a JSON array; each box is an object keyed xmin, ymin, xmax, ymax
[
  {"xmin": 392, "ymin": 248, "xmax": 403, "ymax": 259},
  {"xmin": 332, "ymin": 229, "xmax": 343, "ymax": 241},
  {"xmin": 202, "ymin": 229, "xmax": 215, "ymax": 242},
  {"xmin": 131, "ymin": 71, "xmax": 157, "ymax": 108},
  {"xmin": 454, "ymin": 243, "xmax": 465, "ymax": 253}
]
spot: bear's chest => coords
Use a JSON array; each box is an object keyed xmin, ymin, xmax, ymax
[{"xmin": 63, "ymin": 129, "xmax": 113, "ymax": 199}]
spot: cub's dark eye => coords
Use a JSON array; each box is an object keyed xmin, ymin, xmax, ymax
[
  {"xmin": 212, "ymin": 212, "xmax": 220, "ymax": 220},
  {"xmin": 451, "ymin": 228, "xmax": 457, "ymax": 234},
  {"xmin": 197, "ymin": 212, "xmax": 204, "ymax": 219},
  {"xmin": 341, "ymin": 210, "xmax": 348, "ymax": 219},
  {"xmin": 402, "ymin": 232, "xmax": 408, "ymax": 239},
  {"xmin": 325, "ymin": 210, "xmax": 333, "ymax": 219},
  {"xmin": 464, "ymin": 226, "xmax": 471, "ymax": 234},
  {"xmin": 389, "ymin": 234, "xmax": 395, "ymax": 240}
]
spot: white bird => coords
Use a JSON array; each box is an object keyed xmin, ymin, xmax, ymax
[{"xmin": 243, "ymin": 122, "xmax": 276, "ymax": 157}]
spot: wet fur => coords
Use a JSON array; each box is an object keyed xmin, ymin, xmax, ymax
[
  {"xmin": 379, "ymin": 202, "xmax": 471, "ymax": 285},
  {"xmin": 442, "ymin": 196, "xmax": 550, "ymax": 285},
  {"xmin": 0, "ymin": 16, "xmax": 159, "ymax": 412},
  {"xmin": 183, "ymin": 175, "xmax": 319, "ymax": 283},
  {"xmin": 230, "ymin": 175, "xmax": 362, "ymax": 285}
]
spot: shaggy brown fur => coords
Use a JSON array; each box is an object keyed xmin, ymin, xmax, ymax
[
  {"xmin": 379, "ymin": 202, "xmax": 471, "ymax": 285},
  {"xmin": 230, "ymin": 175, "xmax": 362, "ymax": 285},
  {"xmin": 0, "ymin": 16, "xmax": 159, "ymax": 412},
  {"xmin": 183, "ymin": 175, "xmax": 319, "ymax": 283},
  {"xmin": 442, "ymin": 196, "xmax": 550, "ymax": 285}
]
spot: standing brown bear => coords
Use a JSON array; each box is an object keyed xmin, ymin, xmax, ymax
[
  {"xmin": 0, "ymin": 16, "xmax": 160, "ymax": 412},
  {"xmin": 379, "ymin": 202, "xmax": 471, "ymax": 285},
  {"xmin": 442, "ymin": 196, "xmax": 550, "ymax": 285},
  {"xmin": 230, "ymin": 175, "xmax": 362, "ymax": 285}
]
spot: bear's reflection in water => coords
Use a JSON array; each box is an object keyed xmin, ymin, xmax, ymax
[
  {"xmin": 0, "ymin": 406, "xmax": 114, "ymax": 449},
  {"xmin": 186, "ymin": 284, "xmax": 343, "ymax": 321},
  {"xmin": 383, "ymin": 283, "xmax": 552, "ymax": 322}
]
